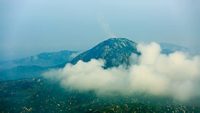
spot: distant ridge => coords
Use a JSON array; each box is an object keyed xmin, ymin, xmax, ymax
[
  {"xmin": 0, "ymin": 38, "xmax": 189, "ymax": 80},
  {"xmin": 0, "ymin": 50, "xmax": 78, "ymax": 80},
  {"xmin": 0, "ymin": 50, "xmax": 78, "ymax": 70}
]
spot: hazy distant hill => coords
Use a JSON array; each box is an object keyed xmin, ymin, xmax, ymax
[
  {"xmin": 0, "ymin": 50, "xmax": 78, "ymax": 80},
  {"xmin": 160, "ymin": 43, "xmax": 189, "ymax": 54},
  {"xmin": 0, "ymin": 50, "xmax": 78, "ymax": 70}
]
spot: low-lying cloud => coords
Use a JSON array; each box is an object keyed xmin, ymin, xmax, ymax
[{"xmin": 43, "ymin": 42, "xmax": 200, "ymax": 101}]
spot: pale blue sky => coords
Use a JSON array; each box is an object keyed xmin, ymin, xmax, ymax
[{"xmin": 0, "ymin": 0, "xmax": 200, "ymax": 61}]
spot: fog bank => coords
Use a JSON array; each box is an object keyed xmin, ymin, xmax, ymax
[{"xmin": 43, "ymin": 42, "xmax": 200, "ymax": 101}]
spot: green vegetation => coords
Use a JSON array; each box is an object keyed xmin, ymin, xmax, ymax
[{"xmin": 0, "ymin": 78, "xmax": 200, "ymax": 113}]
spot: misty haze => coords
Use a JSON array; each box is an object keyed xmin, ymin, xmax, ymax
[{"xmin": 1, "ymin": 0, "xmax": 200, "ymax": 113}]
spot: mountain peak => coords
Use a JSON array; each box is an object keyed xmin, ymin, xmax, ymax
[
  {"xmin": 71, "ymin": 37, "xmax": 140, "ymax": 68},
  {"xmin": 102, "ymin": 38, "xmax": 135, "ymax": 45},
  {"xmin": 105, "ymin": 37, "xmax": 132, "ymax": 41}
]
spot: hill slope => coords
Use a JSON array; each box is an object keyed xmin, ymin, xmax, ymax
[
  {"xmin": 0, "ymin": 50, "xmax": 78, "ymax": 80},
  {"xmin": 0, "ymin": 50, "xmax": 78, "ymax": 70},
  {"xmin": 71, "ymin": 38, "xmax": 140, "ymax": 68}
]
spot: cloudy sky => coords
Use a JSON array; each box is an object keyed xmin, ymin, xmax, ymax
[{"xmin": 0, "ymin": 0, "xmax": 200, "ymax": 61}]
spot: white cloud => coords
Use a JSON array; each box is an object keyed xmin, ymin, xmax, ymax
[{"xmin": 43, "ymin": 42, "xmax": 200, "ymax": 101}]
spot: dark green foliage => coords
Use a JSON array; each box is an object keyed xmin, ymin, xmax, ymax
[{"xmin": 0, "ymin": 78, "xmax": 200, "ymax": 113}]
